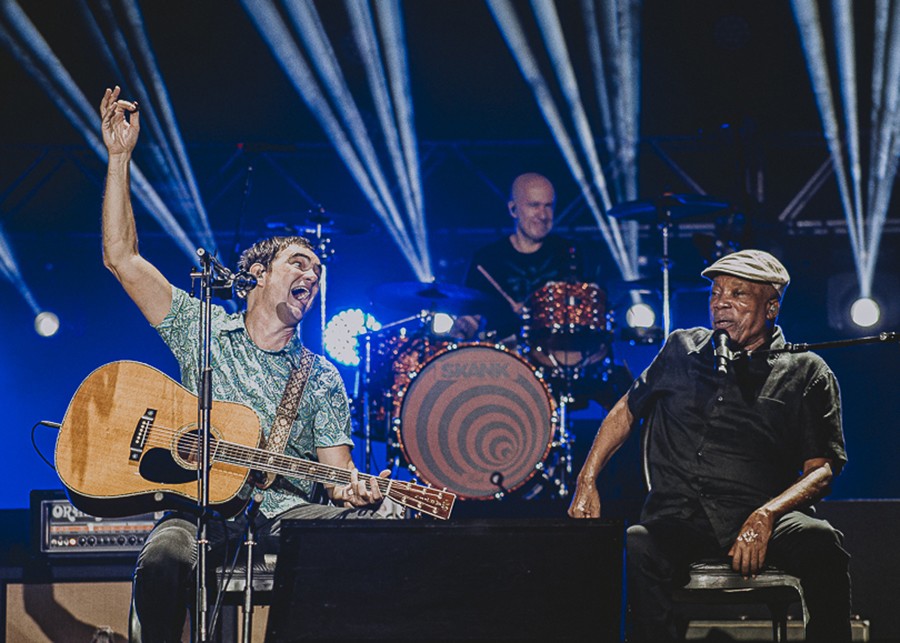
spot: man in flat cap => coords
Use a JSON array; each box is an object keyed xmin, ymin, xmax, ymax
[{"xmin": 569, "ymin": 249, "xmax": 851, "ymax": 642}]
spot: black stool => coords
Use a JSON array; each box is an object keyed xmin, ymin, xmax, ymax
[{"xmin": 214, "ymin": 553, "xmax": 278, "ymax": 642}]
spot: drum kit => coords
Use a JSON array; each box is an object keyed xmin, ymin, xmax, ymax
[
  {"xmin": 281, "ymin": 194, "xmax": 729, "ymax": 507},
  {"xmin": 355, "ymin": 274, "xmax": 629, "ymax": 505}
]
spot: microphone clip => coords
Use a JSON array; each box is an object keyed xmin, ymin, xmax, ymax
[{"xmin": 712, "ymin": 329, "xmax": 733, "ymax": 376}]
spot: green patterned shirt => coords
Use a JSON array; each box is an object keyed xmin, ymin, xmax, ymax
[{"xmin": 153, "ymin": 286, "xmax": 354, "ymax": 517}]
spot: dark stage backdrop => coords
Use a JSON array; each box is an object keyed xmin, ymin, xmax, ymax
[{"xmin": 2, "ymin": 229, "xmax": 898, "ymax": 511}]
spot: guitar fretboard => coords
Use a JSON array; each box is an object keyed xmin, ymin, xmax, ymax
[{"xmin": 208, "ymin": 437, "xmax": 455, "ymax": 519}]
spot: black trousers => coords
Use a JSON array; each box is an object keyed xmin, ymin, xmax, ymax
[
  {"xmin": 129, "ymin": 502, "xmax": 384, "ymax": 643},
  {"xmin": 626, "ymin": 510, "xmax": 852, "ymax": 642}
]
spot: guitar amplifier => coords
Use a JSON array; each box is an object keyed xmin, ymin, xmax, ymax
[{"xmin": 32, "ymin": 490, "xmax": 161, "ymax": 555}]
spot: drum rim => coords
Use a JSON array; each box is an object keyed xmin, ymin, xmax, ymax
[{"xmin": 393, "ymin": 342, "xmax": 557, "ymax": 500}]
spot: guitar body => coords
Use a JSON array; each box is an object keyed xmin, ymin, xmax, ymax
[
  {"xmin": 56, "ymin": 361, "xmax": 457, "ymax": 520},
  {"xmin": 56, "ymin": 361, "xmax": 260, "ymax": 518}
]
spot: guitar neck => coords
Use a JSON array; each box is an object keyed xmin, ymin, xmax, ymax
[{"xmin": 212, "ymin": 439, "xmax": 455, "ymax": 520}]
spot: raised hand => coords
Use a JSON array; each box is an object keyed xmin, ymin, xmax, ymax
[{"xmin": 99, "ymin": 85, "xmax": 140, "ymax": 156}]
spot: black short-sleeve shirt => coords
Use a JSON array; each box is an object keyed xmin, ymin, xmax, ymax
[
  {"xmin": 627, "ymin": 326, "xmax": 847, "ymax": 547},
  {"xmin": 463, "ymin": 234, "xmax": 604, "ymax": 340}
]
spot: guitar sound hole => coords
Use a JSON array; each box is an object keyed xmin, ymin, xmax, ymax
[
  {"xmin": 176, "ymin": 431, "xmax": 200, "ymax": 465},
  {"xmin": 175, "ymin": 430, "xmax": 219, "ymax": 466}
]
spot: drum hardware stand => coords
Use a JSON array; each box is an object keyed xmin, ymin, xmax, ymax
[
  {"xmin": 609, "ymin": 193, "xmax": 731, "ymax": 339},
  {"xmin": 302, "ymin": 210, "xmax": 336, "ymax": 353},
  {"xmin": 356, "ymin": 311, "xmax": 432, "ymax": 474},
  {"xmin": 519, "ymin": 332, "xmax": 577, "ymax": 500},
  {"xmin": 658, "ymin": 208, "xmax": 674, "ymax": 338},
  {"xmin": 357, "ymin": 331, "xmax": 376, "ymax": 474},
  {"xmin": 490, "ymin": 471, "xmax": 510, "ymax": 499},
  {"xmin": 553, "ymin": 390, "xmax": 574, "ymax": 499}
]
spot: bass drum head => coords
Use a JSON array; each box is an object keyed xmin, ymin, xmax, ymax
[{"xmin": 395, "ymin": 344, "xmax": 555, "ymax": 500}]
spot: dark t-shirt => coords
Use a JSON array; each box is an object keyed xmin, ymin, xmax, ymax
[
  {"xmin": 463, "ymin": 234, "xmax": 604, "ymax": 340},
  {"xmin": 627, "ymin": 326, "xmax": 847, "ymax": 547}
]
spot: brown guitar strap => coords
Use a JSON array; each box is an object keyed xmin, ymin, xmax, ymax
[{"xmin": 257, "ymin": 346, "xmax": 315, "ymax": 489}]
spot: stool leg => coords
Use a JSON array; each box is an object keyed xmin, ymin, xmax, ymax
[{"xmin": 768, "ymin": 602, "xmax": 788, "ymax": 642}]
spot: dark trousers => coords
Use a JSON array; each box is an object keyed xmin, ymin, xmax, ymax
[
  {"xmin": 626, "ymin": 511, "xmax": 852, "ymax": 642},
  {"xmin": 129, "ymin": 502, "xmax": 384, "ymax": 643}
]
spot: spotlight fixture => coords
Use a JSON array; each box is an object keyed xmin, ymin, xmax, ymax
[
  {"xmin": 431, "ymin": 312, "xmax": 454, "ymax": 335},
  {"xmin": 625, "ymin": 302, "xmax": 656, "ymax": 329},
  {"xmin": 34, "ymin": 311, "xmax": 60, "ymax": 337},
  {"xmin": 849, "ymin": 297, "xmax": 880, "ymax": 328},
  {"xmin": 323, "ymin": 308, "xmax": 381, "ymax": 367}
]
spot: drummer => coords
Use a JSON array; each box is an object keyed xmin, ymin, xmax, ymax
[{"xmin": 451, "ymin": 172, "xmax": 605, "ymax": 344}]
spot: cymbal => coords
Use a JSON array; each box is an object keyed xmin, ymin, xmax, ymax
[
  {"xmin": 372, "ymin": 281, "xmax": 490, "ymax": 314},
  {"xmin": 264, "ymin": 210, "xmax": 371, "ymax": 236},
  {"xmin": 608, "ymin": 193, "xmax": 730, "ymax": 223}
]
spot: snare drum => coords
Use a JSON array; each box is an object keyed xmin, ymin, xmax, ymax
[
  {"xmin": 393, "ymin": 343, "xmax": 556, "ymax": 500},
  {"xmin": 523, "ymin": 281, "xmax": 612, "ymax": 369}
]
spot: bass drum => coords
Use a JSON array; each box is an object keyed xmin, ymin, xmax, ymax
[{"xmin": 393, "ymin": 343, "xmax": 556, "ymax": 500}]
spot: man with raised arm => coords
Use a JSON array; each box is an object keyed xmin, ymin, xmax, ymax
[{"xmin": 100, "ymin": 86, "xmax": 394, "ymax": 642}]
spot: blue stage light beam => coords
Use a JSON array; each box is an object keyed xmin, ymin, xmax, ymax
[
  {"xmin": 76, "ymin": 0, "xmax": 216, "ymax": 254},
  {"xmin": 377, "ymin": 0, "xmax": 428, "ymax": 253},
  {"xmin": 487, "ymin": 0, "xmax": 636, "ymax": 279},
  {"xmin": 119, "ymin": 0, "xmax": 217, "ymax": 253},
  {"xmin": 0, "ymin": 223, "xmax": 40, "ymax": 315},
  {"xmin": 242, "ymin": 0, "xmax": 429, "ymax": 281},
  {"xmin": 535, "ymin": 0, "xmax": 641, "ymax": 274},
  {"xmin": 793, "ymin": 0, "xmax": 900, "ymax": 301},
  {"xmin": 346, "ymin": 0, "xmax": 430, "ymax": 272},
  {"xmin": 866, "ymin": 0, "xmax": 890, "ymax": 221},
  {"xmin": 581, "ymin": 0, "xmax": 618, "ymax": 196},
  {"xmin": 791, "ymin": 0, "xmax": 865, "ymax": 289},
  {"xmin": 832, "ymin": 0, "xmax": 865, "ymax": 251},
  {"xmin": 0, "ymin": 2, "xmax": 199, "ymax": 263},
  {"xmin": 284, "ymin": 1, "xmax": 412, "ymax": 240},
  {"xmin": 863, "ymin": 2, "xmax": 900, "ymax": 292}
]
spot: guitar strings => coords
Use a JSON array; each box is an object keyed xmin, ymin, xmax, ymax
[{"xmin": 135, "ymin": 422, "xmax": 454, "ymax": 515}]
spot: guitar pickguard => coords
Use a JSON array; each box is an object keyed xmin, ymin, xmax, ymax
[{"xmin": 138, "ymin": 448, "xmax": 196, "ymax": 484}]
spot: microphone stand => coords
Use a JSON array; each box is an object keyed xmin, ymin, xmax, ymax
[
  {"xmin": 240, "ymin": 493, "xmax": 263, "ymax": 643},
  {"xmin": 738, "ymin": 331, "xmax": 899, "ymax": 359},
  {"xmin": 192, "ymin": 248, "xmax": 253, "ymax": 643}
]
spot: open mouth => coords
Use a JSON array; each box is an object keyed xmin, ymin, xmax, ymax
[{"xmin": 291, "ymin": 286, "xmax": 311, "ymax": 301}]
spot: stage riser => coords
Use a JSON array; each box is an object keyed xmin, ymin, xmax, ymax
[
  {"xmin": 266, "ymin": 519, "xmax": 624, "ymax": 642},
  {"xmin": 686, "ymin": 619, "xmax": 870, "ymax": 641},
  {"xmin": 2, "ymin": 500, "xmax": 897, "ymax": 641}
]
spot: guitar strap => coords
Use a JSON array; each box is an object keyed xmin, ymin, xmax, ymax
[{"xmin": 257, "ymin": 346, "xmax": 315, "ymax": 489}]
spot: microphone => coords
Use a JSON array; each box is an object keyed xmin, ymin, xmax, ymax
[
  {"xmin": 713, "ymin": 329, "xmax": 731, "ymax": 375},
  {"xmin": 233, "ymin": 271, "xmax": 258, "ymax": 299}
]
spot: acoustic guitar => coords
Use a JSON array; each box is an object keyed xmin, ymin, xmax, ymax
[{"xmin": 55, "ymin": 361, "xmax": 456, "ymax": 520}]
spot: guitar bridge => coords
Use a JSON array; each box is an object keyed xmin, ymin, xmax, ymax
[{"xmin": 129, "ymin": 408, "xmax": 157, "ymax": 463}]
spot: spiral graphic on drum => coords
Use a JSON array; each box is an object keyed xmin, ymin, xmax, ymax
[{"xmin": 395, "ymin": 344, "xmax": 555, "ymax": 500}]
